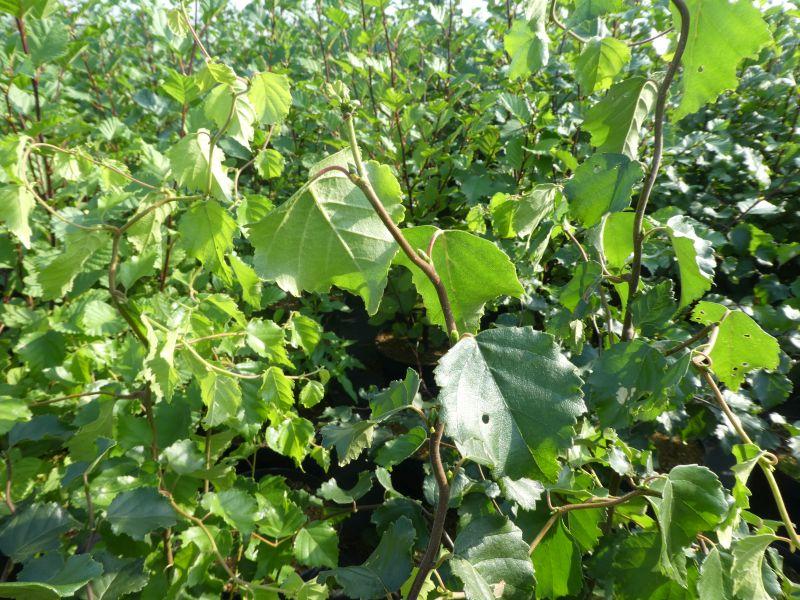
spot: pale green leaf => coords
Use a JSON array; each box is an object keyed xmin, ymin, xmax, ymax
[
  {"xmin": 266, "ymin": 415, "xmax": 315, "ymax": 466},
  {"xmin": 294, "ymin": 522, "xmax": 339, "ymax": 569},
  {"xmin": 249, "ymin": 71, "xmax": 292, "ymax": 125},
  {"xmin": 200, "ymin": 371, "xmax": 241, "ymax": 427},
  {"xmin": 255, "ymin": 148, "xmax": 285, "ymax": 179},
  {"xmin": 0, "ymin": 184, "xmax": 34, "ymax": 248},
  {"xmin": 531, "ymin": 518, "xmax": 583, "ymax": 599},
  {"xmin": 167, "ymin": 130, "xmax": 233, "ymax": 201},
  {"xmin": 204, "ymin": 84, "xmax": 257, "ymax": 149}
]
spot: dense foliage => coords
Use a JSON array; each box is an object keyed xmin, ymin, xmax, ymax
[{"xmin": 0, "ymin": 0, "xmax": 799, "ymax": 598}]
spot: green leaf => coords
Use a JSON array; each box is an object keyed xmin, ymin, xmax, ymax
[
  {"xmin": 375, "ymin": 426, "xmax": 426, "ymax": 468},
  {"xmin": 0, "ymin": 582, "xmax": 60, "ymax": 600},
  {"xmin": 299, "ymin": 380, "xmax": 325, "ymax": 408},
  {"xmin": 17, "ymin": 553, "xmax": 103, "ymax": 597},
  {"xmin": 250, "ymin": 150, "xmax": 404, "ymax": 315},
  {"xmin": 0, "ymin": 503, "xmax": 78, "ymax": 562},
  {"xmin": 162, "ymin": 439, "xmax": 205, "ymax": 475},
  {"xmin": 178, "ymin": 199, "xmax": 237, "ymax": 284},
  {"xmin": 587, "ymin": 340, "xmax": 671, "ymax": 426},
  {"xmin": 202, "ymin": 488, "xmax": 257, "ymax": 535},
  {"xmin": 35, "ymin": 232, "xmax": 108, "ymax": 301},
  {"xmin": 673, "ymin": 0, "xmax": 772, "ymax": 120},
  {"xmin": 249, "ymin": 71, "xmax": 292, "ymax": 125},
  {"xmin": 729, "ymin": 443, "xmax": 766, "ymax": 508},
  {"xmin": 287, "ymin": 313, "xmax": 323, "ymax": 354},
  {"xmin": 565, "ymin": 154, "xmax": 644, "ymax": 228},
  {"xmin": 200, "ymin": 371, "xmax": 242, "ymax": 427},
  {"xmin": 576, "ymin": 37, "xmax": 631, "ymax": 93},
  {"xmin": 322, "ymin": 516, "xmax": 414, "ymax": 599},
  {"xmin": 504, "ymin": 3, "xmax": 549, "ymax": 81},
  {"xmin": 498, "ymin": 477, "xmax": 544, "ymax": 511},
  {"xmin": 28, "ymin": 18, "xmax": 68, "ymax": 66},
  {"xmin": 602, "ymin": 532, "xmax": 689, "ymax": 599},
  {"xmin": 369, "ymin": 368, "xmax": 420, "ymax": 420},
  {"xmin": 293, "ymin": 522, "xmax": 339, "ymax": 569},
  {"xmin": 0, "ymin": 184, "xmax": 34, "ymax": 248},
  {"xmin": 436, "ymin": 326, "xmax": 585, "ymax": 480},
  {"xmin": 666, "ymin": 215, "xmax": 714, "ymax": 308},
  {"xmin": 266, "ymin": 415, "xmax": 315, "ymax": 466},
  {"xmin": 649, "ymin": 465, "xmax": 727, "ymax": 583},
  {"xmin": 584, "ymin": 77, "xmax": 657, "ymax": 159},
  {"xmin": 531, "ymin": 518, "xmax": 583, "ymax": 599},
  {"xmin": 167, "ymin": 130, "xmax": 233, "ymax": 201},
  {"xmin": 731, "ymin": 534, "xmax": 777, "ymax": 600},
  {"xmin": 197, "ymin": 61, "xmax": 237, "ymax": 90},
  {"xmin": 570, "ymin": 0, "xmax": 623, "ymax": 22},
  {"xmin": 697, "ymin": 547, "xmax": 733, "ymax": 600},
  {"xmin": 106, "ymin": 487, "xmax": 177, "ymax": 540},
  {"xmin": 204, "ymin": 84, "xmax": 257, "ymax": 149},
  {"xmin": 489, "ymin": 185, "xmax": 559, "ymax": 239},
  {"xmin": 630, "ymin": 281, "xmax": 677, "ymax": 337},
  {"xmin": 318, "ymin": 472, "xmax": 373, "ymax": 504},
  {"xmin": 229, "ymin": 254, "xmax": 262, "ymax": 308},
  {"xmin": 321, "ymin": 419, "xmax": 376, "ymax": 466},
  {"xmin": 394, "ymin": 226, "xmax": 523, "ymax": 334},
  {"xmin": 91, "ymin": 553, "xmax": 148, "ymax": 600},
  {"xmin": 691, "ymin": 302, "xmax": 780, "ymax": 390},
  {"xmin": 559, "ymin": 260, "xmax": 602, "ymax": 313},
  {"xmin": 261, "ymin": 366, "xmax": 294, "ymax": 421},
  {"xmin": 161, "ymin": 68, "xmax": 200, "ymax": 105},
  {"xmin": 601, "ymin": 211, "xmax": 635, "ymax": 270},
  {"xmin": 255, "ymin": 148, "xmax": 285, "ymax": 179},
  {"xmin": 142, "ymin": 322, "xmax": 180, "ymax": 402},
  {"xmin": 450, "ymin": 515, "xmax": 535, "ymax": 600},
  {"xmin": 245, "ymin": 318, "xmax": 289, "ymax": 365}
]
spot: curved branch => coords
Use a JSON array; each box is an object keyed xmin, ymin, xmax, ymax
[
  {"xmin": 621, "ymin": 0, "xmax": 690, "ymax": 341},
  {"xmin": 628, "ymin": 26, "xmax": 674, "ymax": 47},
  {"xmin": 549, "ymin": 0, "xmax": 588, "ymax": 43}
]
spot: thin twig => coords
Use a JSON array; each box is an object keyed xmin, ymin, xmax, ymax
[{"xmin": 622, "ymin": 0, "xmax": 690, "ymax": 341}]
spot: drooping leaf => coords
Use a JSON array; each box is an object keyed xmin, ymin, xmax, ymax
[
  {"xmin": 504, "ymin": 4, "xmax": 549, "ymax": 81},
  {"xmin": 200, "ymin": 371, "xmax": 241, "ymax": 427},
  {"xmin": 697, "ymin": 547, "xmax": 733, "ymax": 600},
  {"xmin": 490, "ymin": 185, "xmax": 559, "ymax": 239},
  {"xmin": 730, "ymin": 534, "xmax": 777, "ymax": 600},
  {"xmin": 450, "ymin": 515, "xmax": 535, "ymax": 600},
  {"xmin": 0, "ymin": 503, "xmax": 79, "ymax": 562},
  {"xmin": 204, "ymin": 83, "xmax": 257, "ymax": 149},
  {"xmin": 673, "ymin": 0, "xmax": 772, "ymax": 120},
  {"xmin": 666, "ymin": 215, "xmax": 715, "ymax": 308},
  {"xmin": 375, "ymin": 426, "xmax": 426, "ymax": 468},
  {"xmin": 320, "ymin": 419, "xmax": 376, "ymax": 466},
  {"xmin": 250, "ymin": 150, "xmax": 404, "ymax": 315},
  {"xmin": 293, "ymin": 522, "xmax": 339, "ymax": 569},
  {"xmin": 565, "ymin": 154, "xmax": 644, "ymax": 228},
  {"xmin": 266, "ymin": 415, "xmax": 315, "ymax": 466},
  {"xmin": 202, "ymin": 488, "xmax": 258, "ymax": 535},
  {"xmin": 0, "ymin": 184, "xmax": 35, "ymax": 248},
  {"xmin": 649, "ymin": 465, "xmax": 728, "ymax": 583},
  {"xmin": 318, "ymin": 472, "xmax": 373, "ymax": 504},
  {"xmin": 322, "ymin": 516, "xmax": 414, "ymax": 599},
  {"xmin": 248, "ymin": 71, "xmax": 292, "ymax": 125},
  {"xmin": 530, "ymin": 518, "xmax": 583, "ymax": 599},
  {"xmin": 17, "ymin": 553, "xmax": 103, "ymax": 597},
  {"xmin": 584, "ymin": 77, "xmax": 657, "ymax": 159},
  {"xmin": 394, "ymin": 226, "xmax": 523, "ymax": 334},
  {"xmin": 167, "ymin": 129, "xmax": 233, "ymax": 201},
  {"xmin": 575, "ymin": 37, "xmax": 631, "ymax": 93},
  {"xmin": 106, "ymin": 487, "xmax": 177, "ymax": 540},
  {"xmin": 177, "ymin": 199, "xmax": 237, "ymax": 285},
  {"xmin": 436, "ymin": 326, "xmax": 585, "ymax": 480},
  {"xmin": 691, "ymin": 302, "xmax": 780, "ymax": 390}
]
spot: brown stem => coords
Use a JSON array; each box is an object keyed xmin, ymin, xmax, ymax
[
  {"xmin": 4, "ymin": 454, "xmax": 15, "ymax": 514},
  {"xmin": 663, "ymin": 322, "xmax": 716, "ymax": 356},
  {"xmin": 621, "ymin": 0, "xmax": 690, "ymax": 341},
  {"xmin": 407, "ymin": 423, "xmax": 449, "ymax": 600}
]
